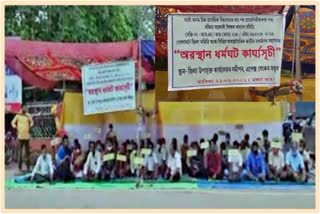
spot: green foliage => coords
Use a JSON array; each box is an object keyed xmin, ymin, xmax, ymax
[{"xmin": 5, "ymin": 5, "xmax": 154, "ymax": 42}]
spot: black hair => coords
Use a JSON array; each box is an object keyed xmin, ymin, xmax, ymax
[
  {"xmin": 200, "ymin": 138, "xmax": 205, "ymax": 143},
  {"xmin": 244, "ymin": 134, "xmax": 250, "ymax": 141},
  {"xmin": 89, "ymin": 141, "xmax": 96, "ymax": 157},
  {"xmin": 233, "ymin": 140, "xmax": 240, "ymax": 147},
  {"xmin": 41, "ymin": 144, "xmax": 46, "ymax": 150},
  {"xmin": 62, "ymin": 135, "xmax": 69, "ymax": 141},
  {"xmin": 226, "ymin": 133, "xmax": 230, "ymax": 139},
  {"xmin": 262, "ymin": 130, "xmax": 269, "ymax": 137},
  {"xmin": 220, "ymin": 142, "xmax": 226, "ymax": 150},
  {"xmin": 109, "ymin": 124, "xmax": 113, "ymax": 129},
  {"xmin": 183, "ymin": 134, "xmax": 189, "ymax": 142},
  {"xmin": 172, "ymin": 138, "xmax": 178, "ymax": 150},
  {"xmin": 252, "ymin": 141, "xmax": 259, "ymax": 149},
  {"xmin": 212, "ymin": 133, "xmax": 219, "ymax": 143}
]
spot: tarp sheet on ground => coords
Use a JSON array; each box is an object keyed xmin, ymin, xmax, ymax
[{"xmin": 5, "ymin": 39, "xmax": 155, "ymax": 89}]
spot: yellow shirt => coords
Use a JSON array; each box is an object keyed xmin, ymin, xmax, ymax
[{"xmin": 11, "ymin": 113, "xmax": 33, "ymax": 140}]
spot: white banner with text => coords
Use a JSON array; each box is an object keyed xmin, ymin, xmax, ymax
[{"xmin": 168, "ymin": 14, "xmax": 285, "ymax": 91}]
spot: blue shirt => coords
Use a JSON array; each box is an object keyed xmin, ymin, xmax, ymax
[
  {"xmin": 246, "ymin": 151, "xmax": 266, "ymax": 176},
  {"xmin": 285, "ymin": 150, "xmax": 305, "ymax": 172},
  {"xmin": 56, "ymin": 145, "xmax": 71, "ymax": 165}
]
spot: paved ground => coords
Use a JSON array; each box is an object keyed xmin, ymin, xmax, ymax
[{"xmin": 5, "ymin": 164, "xmax": 316, "ymax": 209}]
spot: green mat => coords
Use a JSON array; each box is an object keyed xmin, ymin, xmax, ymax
[{"xmin": 5, "ymin": 179, "xmax": 198, "ymax": 190}]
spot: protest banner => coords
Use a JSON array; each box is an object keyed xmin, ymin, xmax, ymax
[
  {"xmin": 168, "ymin": 14, "xmax": 285, "ymax": 91},
  {"xmin": 134, "ymin": 157, "xmax": 144, "ymax": 165},
  {"xmin": 5, "ymin": 65, "xmax": 22, "ymax": 113},
  {"xmin": 81, "ymin": 60, "xmax": 136, "ymax": 115}
]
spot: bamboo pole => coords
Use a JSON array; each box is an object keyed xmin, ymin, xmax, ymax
[{"xmin": 294, "ymin": 5, "xmax": 302, "ymax": 101}]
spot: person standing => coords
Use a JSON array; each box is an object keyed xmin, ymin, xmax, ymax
[{"xmin": 11, "ymin": 105, "xmax": 34, "ymax": 172}]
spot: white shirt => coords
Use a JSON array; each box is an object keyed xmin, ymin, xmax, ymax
[
  {"xmin": 144, "ymin": 152, "xmax": 158, "ymax": 171},
  {"xmin": 228, "ymin": 151, "xmax": 243, "ymax": 172},
  {"xmin": 268, "ymin": 151, "xmax": 285, "ymax": 170},
  {"xmin": 83, "ymin": 151, "xmax": 102, "ymax": 175},
  {"xmin": 167, "ymin": 152, "xmax": 182, "ymax": 175},
  {"xmin": 285, "ymin": 150, "xmax": 305, "ymax": 172},
  {"xmin": 32, "ymin": 153, "xmax": 54, "ymax": 177},
  {"xmin": 156, "ymin": 146, "xmax": 167, "ymax": 162}
]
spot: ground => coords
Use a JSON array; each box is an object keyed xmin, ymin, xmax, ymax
[{"xmin": 4, "ymin": 164, "xmax": 315, "ymax": 209}]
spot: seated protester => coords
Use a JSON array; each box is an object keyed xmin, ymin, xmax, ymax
[
  {"xmin": 240, "ymin": 139, "xmax": 250, "ymax": 168},
  {"xmin": 83, "ymin": 141, "xmax": 101, "ymax": 181},
  {"xmin": 206, "ymin": 142, "xmax": 222, "ymax": 179},
  {"xmin": 226, "ymin": 141, "xmax": 243, "ymax": 182},
  {"xmin": 166, "ymin": 138, "xmax": 182, "ymax": 182},
  {"xmin": 70, "ymin": 139, "xmax": 84, "ymax": 179},
  {"xmin": 285, "ymin": 141, "xmax": 307, "ymax": 183},
  {"xmin": 267, "ymin": 142, "xmax": 286, "ymax": 181},
  {"xmin": 156, "ymin": 138, "xmax": 167, "ymax": 178},
  {"xmin": 129, "ymin": 142, "xmax": 140, "ymax": 176},
  {"xmin": 143, "ymin": 141, "xmax": 158, "ymax": 179},
  {"xmin": 101, "ymin": 138, "xmax": 117, "ymax": 181},
  {"xmin": 180, "ymin": 134, "xmax": 189, "ymax": 175},
  {"xmin": 31, "ymin": 144, "xmax": 54, "ymax": 183},
  {"xmin": 55, "ymin": 135, "xmax": 74, "ymax": 182},
  {"xmin": 220, "ymin": 142, "xmax": 228, "ymax": 175},
  {"xmin": 299, "ymin": 140, "xmax": 311, "ymax": 172},
  {"xmin": 262, "ymin": 130, "xmax": 271, "ymax": 163},
  {"xmin": 116, "ymin": 143, "xmax": 129, "ymax": 178},
  {"xmin": 187, "ymin": 141, "xmax": 204, "ymax": 178},
  {"xmin": 245, "ymin": 141, "xmax": 266, "ymax": 182}
]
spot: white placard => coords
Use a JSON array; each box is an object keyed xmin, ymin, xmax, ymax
[
  {"xmin": 81, "ymin": 61, "xmax": 136, "ymax": 115},
  {"xmin": 168, "ymin": 14, "xmax": 285, "ymax": 91},
  {"xmin": 5, "ymin": 65, "xmax": 22, "ymax": 112}
]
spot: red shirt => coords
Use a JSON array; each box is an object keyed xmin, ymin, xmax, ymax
[{"xmin": 207, "ymin": 152, "xmax": 222, "ymax": 174}]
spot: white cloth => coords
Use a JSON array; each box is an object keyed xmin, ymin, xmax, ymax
[
  {"xmin": 83, "ymin": 151, "xmax": 102, "ymax": 175},
  {"xmin": 32, "ymin": 153, "xmax": 54, "ymax": 177},
  {"xmin": 268, "ymin": 151, "xmax": 285, "ymax": 170},
  {"xmin": 167, "ymin": 152, "xmax": 182, "ymax": 175},
  {"xmin": 156, "ymin": 146, "xmax": 167, "ymax": 162},
  {"xmin": 144, "ymin": 152, "xmax": 158, "ymax": 171},
  {"xmin": 228, "ymin": 150, "xmax": 243, "ymax": 172}
]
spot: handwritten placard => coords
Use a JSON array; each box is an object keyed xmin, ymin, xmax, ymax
[
  {"xmin": 50, "ymin": 137, "xmax": 61, "ymax": 146},
  {"xmin": 200, "ymin": 141, "xmax": 209, "ymax": 149},
  {"xmin": 228, "ymin": 149, "xmax": 239, "ymax": 162},
  {"xmin": 292, "ymin": 133, "xmax": 303, "ymax": 142},
  {"xmin": 134, "ymin": 157, "xmax": 144, "ymax": 165},
  {"xmin": 141, "ymin": 148, "xmax": 152, "ymax": 156},
  {"xmin": 83, "ymin": 133, "xmax": 92, "ymax": 140},
  {"xmin": 116, "ymin": 154, "xmax": 127, "ymax": 162},
  {"xmin": 103, "ymin": 153, "xmax": 115, "ymax": 162},
  {"xmin": 271, "ymin": 141, "xmax": 282, "ymax": 149},
  {"xmin": 187, "ymin": 149, "xmax": 197, "ymax": 157},
  {"xmin": 168, "ymin": 14, "xmax": 285, "ymax": 91}
]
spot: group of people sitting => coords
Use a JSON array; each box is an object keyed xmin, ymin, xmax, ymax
[{"xmin": 30, "ymin": 127, "xmax": 312, "ymax": 184}]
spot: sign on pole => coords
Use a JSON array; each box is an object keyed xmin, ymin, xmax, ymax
[
  {"xmin": 81, "ymin": 60, "xmax": 136, "ymax": 115},
  {"xmin": 168, "ymin": 14, "xmax": 285, "ymax": 91},
  {"xmin": 5, "ymin": 65, "xmax": 22, "ymax": 113}
]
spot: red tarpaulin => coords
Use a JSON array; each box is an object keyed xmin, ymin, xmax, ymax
[
  {"xmin": 155, "ymin": 5, "xmax": 286, "ymax": 57},
  {"xmin": 5, "ymin": 38, "xmax": 155, "ymax": 89}
]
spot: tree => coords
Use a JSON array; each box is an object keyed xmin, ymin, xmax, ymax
[{"xmin": 5, "ymin": 6, "xmax": 154, "ymax": 42}]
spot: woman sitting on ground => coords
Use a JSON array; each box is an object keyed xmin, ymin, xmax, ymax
[{"xmin": 70, "ymin": 139, "xmax": 84, "ymax": 179}]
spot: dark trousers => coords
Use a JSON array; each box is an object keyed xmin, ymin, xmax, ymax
[
  {"xmin": 18, "ymin": 140, "xmax": 30, "ymax": 171},
  {"xmin": 55, "ymin": 159, "xmax": 74, "ymax": 182},
  {"xmin": 33, "ymin": 173, "xmax": 51, "ymax": 183}
]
